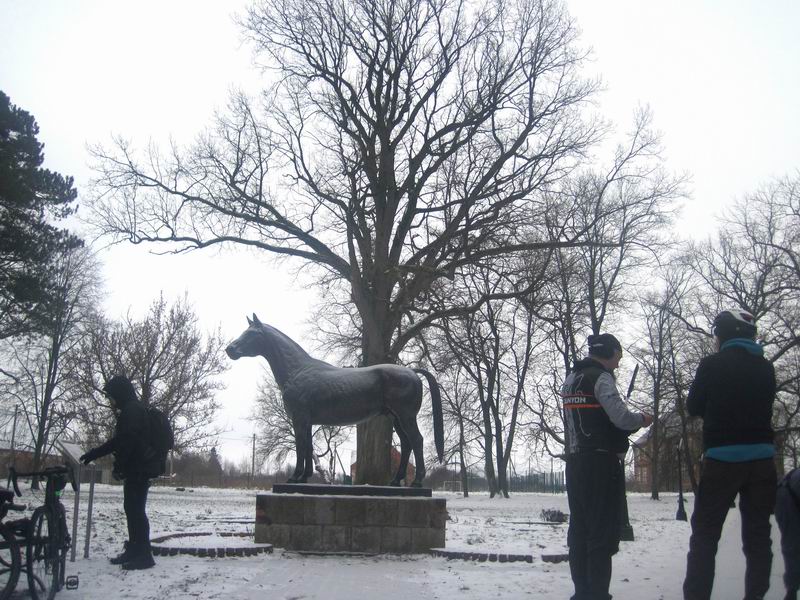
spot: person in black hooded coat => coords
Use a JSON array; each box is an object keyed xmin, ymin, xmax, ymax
[
  {"xmin": 682, "ymin": 309, "xmax": 777, "ymax": 600},
  {"xmin": 80, "ymin": 375, "xmax": 161, "ymax": 570}
]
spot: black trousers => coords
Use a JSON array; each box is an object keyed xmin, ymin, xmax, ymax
[
  {"xmin": 123, "ymin": 476, "xmax": 151, "ymax": 553},
  {"xmin": 776, "ymin": 480, "xmax": 800, "ymax": 599},
  {"xmin": 683, "ymin": 458, "xmax": 776, "ymax": 600},
  {"xmin": 566, "ymin": 452, "xmax": 622, "ymax": 600}
]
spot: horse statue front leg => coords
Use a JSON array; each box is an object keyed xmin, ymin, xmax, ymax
[
  {"xmin": 301, "ymin": 424, "xmax": 314, "ymax": 482},
  {"xmin": 287, "ymin": 420, "xmax": 307, "ymax": 483}
]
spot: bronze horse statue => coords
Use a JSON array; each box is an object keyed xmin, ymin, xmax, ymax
[{"xmin": 226, "ymin": 315, "xmax": 444, "ymax": 486}]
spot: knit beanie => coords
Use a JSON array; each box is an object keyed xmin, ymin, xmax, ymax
[{"xmin": 587, "ymin": 333, "xmax": 622, "ymax": 359}]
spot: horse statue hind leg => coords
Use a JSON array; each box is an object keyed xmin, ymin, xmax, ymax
[
  {"xmin": 388, "ymin": 367, "xmax": 444, "ymax": 487},
  {"xmin": 389, "ymin": 415, "xmax": 413, "ymax": 487},
  {"xmin": 390, "ymin": 414, "xmax": 426, "ymax": 487}
]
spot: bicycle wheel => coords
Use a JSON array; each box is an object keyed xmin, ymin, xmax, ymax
[
  {"xmin": 54, "ymin": 503, "xmax": 69, "ymax": 591},
  {"xmin": 0, "ymin": 523, "xmax": 20, "ymax": 600},
  {"xmin": 26, "ymin": 507, "xmax": 58, "ymax": 600}
]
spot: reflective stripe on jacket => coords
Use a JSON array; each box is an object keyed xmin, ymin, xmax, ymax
[{"xmin": 562, "ymin": 358, "xmax": 642, "ymax": 455}]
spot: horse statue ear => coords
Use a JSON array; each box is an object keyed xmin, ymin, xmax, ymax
[
  {"xmin": 246, "ymin": 315, "xmax": 252, "ymax": 325},
  {"xmin": 252, "ymin": 313, "xmax": 262, "ymax": 325}
]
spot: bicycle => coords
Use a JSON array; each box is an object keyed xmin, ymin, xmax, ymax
[
  {"xmin": 0, "ymin": 485, "xmax": 24, "ymax": 600},
  {"xmin": 0, "ymin": 465, "xmax": 76, "ymax": 600}
]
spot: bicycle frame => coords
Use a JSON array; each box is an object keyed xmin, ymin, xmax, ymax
[{"xmin": 7, "ymin": 466, "xmax": 77, "ymax": 599}]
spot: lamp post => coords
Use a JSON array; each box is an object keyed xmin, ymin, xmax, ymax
[{"xmin": 676, "ymin": 438, "xmax": 687, "ymax": 521}]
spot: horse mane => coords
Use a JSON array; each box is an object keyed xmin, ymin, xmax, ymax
[
  {"xmin": 262, "ymin": 324, "xmax": 311, "ymax": 356},
  {"xmin": 258, "ymin": 323, "xmax": 316, "ymax": 386}
]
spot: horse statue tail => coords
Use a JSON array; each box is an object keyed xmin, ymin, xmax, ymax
[{"xmin": 412, "ymin": 368, "xmax": 444, "ymax": 463}]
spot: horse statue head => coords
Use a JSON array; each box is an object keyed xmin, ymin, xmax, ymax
[{"xmin": 225, "ymin": 313, "xmax": 266, "ymax": 360}]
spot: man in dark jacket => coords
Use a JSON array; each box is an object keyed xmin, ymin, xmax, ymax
[
  {"xmin": 776, "ymin": 468, "xmax": 800, "ymax": 600},
  {"xmin": 683, "ymin": 309, "xmax": 777, "ymax": 600},
  {"xmin": 562, "ymin": 333, "xmax": 652, "ymax": 600},
  {"xmin": 80, "ymin": 375, "xmax": 160, "ymax": 570}
]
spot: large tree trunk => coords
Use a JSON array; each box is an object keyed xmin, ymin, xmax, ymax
[
  {"xmin": 650, "ymin": 414, "xmax": 660, "ymax": 500},
  {"xmin": 32, "ymin": 344, "xmax": 59, "ymax": 490},
  {"xmin": 497, "ymin": 460, "xmax": 509, "ymax": 498},
  {"xmin": 355, "ymin": 418, "xmax": 394, "ymax": 485},
  {"xmin": 494, "ymin": 412, "xmax": 509, "ymax": 498},
  {"xmin": 482, "ymin": 400, "xmax": 498, "ymax": 497},
  {"xmin": 459, "ymin": 424, "xmax": 469, "ymax": 498},
  {"xmin": 354, "ymin": 317, "xmax": 394, "ymax": 485}
]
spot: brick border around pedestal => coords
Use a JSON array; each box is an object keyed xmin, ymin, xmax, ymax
[
  {"xmin": 256, "ymin": 493, "xmax": 446, "ymax": 554},
  {"xmin": 430, "ymin": 548, "xmax": 534, "ymax": 563},
  {"xmin": 150, "ymin": 531, "xmax": 273, "ymax": 558}
]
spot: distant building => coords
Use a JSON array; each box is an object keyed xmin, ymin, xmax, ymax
[
  {"xmin": 350, "ymin": 447, "xmax": 415, "ymax": 484},
  {"xmin": 0, "ymin": 440, "xmax": 62, "ymax": 478},
  {"xmin": 0, "ymin": 439, "xmax": 114, "ymax": 484},
  {"xmin": 632, "ymin": 411, "xmax": 702, "ymax": 492}
]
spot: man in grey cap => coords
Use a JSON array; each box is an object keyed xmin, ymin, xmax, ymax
[{"xmin": 562, "ymin": 333, "xmax": 652, "ymax": 600}]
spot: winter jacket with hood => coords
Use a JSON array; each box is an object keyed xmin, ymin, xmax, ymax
[
  {"xmin": 562, "ymin": 357, "xmax": 645, "ymax": 455},
  {"xmin": 92, "ymin": 377, "xmax": 162, "ymax": 479},
  {"xmin": 687, "ymin": 341, "xmax": 775, "ymax": 451}
]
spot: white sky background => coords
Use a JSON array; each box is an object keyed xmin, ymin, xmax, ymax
[{"xmin": 1, "ymin": 0, "xmax": 799, "ymax": 465}]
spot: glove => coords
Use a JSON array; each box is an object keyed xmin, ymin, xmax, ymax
[{"xmin": 80, "ymin": 448, "xmax": 100, "ymax": 465}]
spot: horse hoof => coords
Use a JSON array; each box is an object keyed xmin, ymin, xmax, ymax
[
  {"xmin": 287, "ymin": 478, "xmax": 298, "ymax": 484},
  {"xmin": 410, "ymin": 481, "xmax": 422, "ymax": 488},
  {"xmin": 389, "ymin": 481, "xmax": 400, "ymax": 487}
]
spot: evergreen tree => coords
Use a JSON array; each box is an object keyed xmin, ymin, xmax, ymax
[
  {"xmin": 0, "ymin": 91, "xmax": 82, "ymax": 339},
  {"xmin": 208, "ymin": 447, "xmax": 223, "ymax": 474}
]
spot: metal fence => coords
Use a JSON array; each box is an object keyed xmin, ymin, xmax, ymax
[
  {"xmin": 508, "ymin": 471, "xmax": 566, "ymax": 493},
  {"xmin": 437, "ymin": 470, "xmax": 565, "ymax": 494}
]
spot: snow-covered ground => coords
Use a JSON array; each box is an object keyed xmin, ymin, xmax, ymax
[{"xmin": 16, "ymin": 484, "xmax": 786, "ymax": 599}]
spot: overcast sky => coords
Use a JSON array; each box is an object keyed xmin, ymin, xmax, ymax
[{"xmin": 2, "ymin": 0, "xmax": 799, "ymax": 465}]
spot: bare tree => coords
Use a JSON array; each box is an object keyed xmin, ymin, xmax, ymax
[
  {"xmin": 70, "ymin": 294, "xmax": 228, "ymax": 452},
  {"xmin": 524, "ymin": 110, "xmax": 684, "ymax": 455},
  {"xmin": 425, "ymin": 362, "xmax": 483, "ymax": 497},
  {"xmin": 423, "ymin": 263, "xmax": 543, "ymax": 497},
  {"xmin": 633, "ymin": 264, "xmax": 707, "ymax": 498},
  {"xmin": 88, "ymin": 0, "xmax": 602, "ymax": 483},
  {"xmin": 0, "ymin": 246, "xmax": 100, "ymax": 484}
]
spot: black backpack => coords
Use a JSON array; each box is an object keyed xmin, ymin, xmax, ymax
[{"xmin": 147, "ymin": 407, "xmax": 174, "ymax": 474}]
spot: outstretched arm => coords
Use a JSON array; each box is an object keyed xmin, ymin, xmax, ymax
[
  {"xmin": 80, "ymin": 438, "xmax": 116, "ymax": 464},
  {"xmin": 595, "ymin": 373, "xmax": 648, "ymax": 430}
]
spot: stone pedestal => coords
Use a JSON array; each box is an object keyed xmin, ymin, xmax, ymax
[{"xmin": 255, "ymin": 485, "xmax": 446, "ymax": 554}]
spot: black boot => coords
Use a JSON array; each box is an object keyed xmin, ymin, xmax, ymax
[
  {"xmin": 121, "ymin": 543, "xmax": 155, "ymax": 570},
  {"xmin": 109, "ymin": 541, "xmax": 133, "ymax": 565}
]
